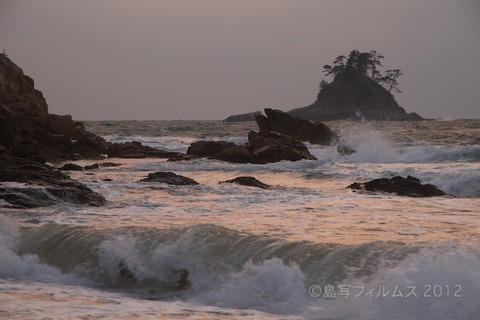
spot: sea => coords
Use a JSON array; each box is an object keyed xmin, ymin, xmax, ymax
[{"xmin": 1, "ymin": 119, "xmax": 479, "ymax": 319}]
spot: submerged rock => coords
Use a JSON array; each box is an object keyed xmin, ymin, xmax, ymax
[
  {"xmin": 58, "ymin": 163, "xmax": 84, "ymax": 171},
  {"xmin": 0, "ymin": 154, "xmax": 106, "ymax": 208},
  {"xmin": 84, "ymin": 163, "xmax": 99, "ymax": 170},
  {"xmin": 116, "ymin": 261, "xmax": 190, "ymax": 290},
  {"xmin": 140, "ymin": 172, "xmax": 199, "ymax": 185},
  {"xmin": 220, "ymin": 176, "xmax": 272, "ymax": 189},
  {"xmin": 348, "ymin": 175, "xmax": 446, "ymax": 197}
]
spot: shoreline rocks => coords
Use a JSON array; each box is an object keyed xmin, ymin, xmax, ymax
[
  {"xmin": 348, "ymin": 176, "xmax": 446, "ymax": 197},
  {"xmin": 0, "ymin": 154, "xmax": 106, "ymax": 208},
  {"xmin": 107, "ymin": 141, "xmax": 181, "ymax": 159},
  {"xmin": 220, "ymin": 176, "xmax": 272, "ymax": 189},
  {"xmin": 255, "ymin": 108, "xmax": 336, "ymax": 145},
  {"xmin": 0, "ymin": 54, "xmax": 107, "ymax": 161},
  {"xmin": 140, "ymin": 172, "xmax": 199, "ymax": 185}
]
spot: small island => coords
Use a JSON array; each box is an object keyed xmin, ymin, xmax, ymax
[{"xmin": 288, "ymin": 50, "xmax": 423, "ymax": 121}]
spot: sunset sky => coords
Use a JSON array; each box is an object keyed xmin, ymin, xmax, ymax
[{"xmin": 1, "ymin": 0, "xmax": 479, "ymax": 120}]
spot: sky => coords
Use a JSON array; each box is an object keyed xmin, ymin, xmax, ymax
[{"xmin": 1, "ymin": 0, "xmax": 479, "ymax": 120}]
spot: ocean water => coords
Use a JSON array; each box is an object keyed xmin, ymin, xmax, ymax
[{"xmin": 1, "ymin": 119, "xmax": 479, "ymax": 319}]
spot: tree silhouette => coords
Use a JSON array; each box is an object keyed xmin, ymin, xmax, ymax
[
  {"xmin": 380, "ymin": 69, "xmax": 403, "ymax": 93},
  {"xmin": 321, "ymin": 50, "xmax": 403, "ymax": 94}
]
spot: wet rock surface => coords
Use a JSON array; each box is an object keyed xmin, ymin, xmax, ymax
[
  {"xmin": 0, "ymin": 154, "xmax": 106, "ymax": 208},
  {"xmin": 220, "ymin": 176, "xmax": 272, "ymax": 189},
  {"xmin": 140, "ymin": 172, "xmax": 199, "ymax": 185},
  {"xmin": 348, "ymin": 175, "xmax": 447, "ymax": 197}
]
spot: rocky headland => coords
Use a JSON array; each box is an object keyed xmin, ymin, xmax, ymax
[
  {"xmin": 0, "ymin": 54, "xmax": 107, "ymax": 161},
  {"xmin": 0, "ymin": 54, "xmax": 108, "ymax": 207}
]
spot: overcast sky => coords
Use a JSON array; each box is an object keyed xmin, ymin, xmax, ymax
[{"xmin": 1, "ymin": 0, "xmax": 479, "ymax": 120}]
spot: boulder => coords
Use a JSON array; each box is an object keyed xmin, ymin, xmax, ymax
[
  {"xmin": 248, "ymin": 130, "xmax": 317, "ymax": 163},
  {"xmin": 255, "ymin": 108, "xmax": 336, "ymax": 145},
  {"xmin": 84, "ymin": 163, "xmax": 99, "ymax": 170},
  {"xmin": 210, "ymin": 145, "xmax": 257, "ymax": 163},
  {"xmin": 58, "ymin": 163, "xmax": 84, "ymax": 171},
  {"xmin": 0, "ymin": 154, "xmax": 106, "ymax": 208},
  {"xmin": 187, "ymin": 141, "xmax": 236, "ymax": 158},
  {"xmin": 107, "ymin": 141, "xmax": 180, "ymax": 158},
  {"xmin": 167, "ymin": 154, "xmax": 198, "ymax": 162},
  {"xmin": 99, "ymin": 162, "xmax": 121, "ymax": 167},
  {"xmin": 223, "ymin": 111, "xmax": 262, "ymax": 122},
  {"xmin": 220, "ymin": 176, "xmax": 272, "ymax": 189},
  {"xmin": 348, "ymin": 175, "xmax": 446, "ymax": 197},
  {"xmin": 139, "ymin": 172, "xmax": 199, "ymax": 185}
]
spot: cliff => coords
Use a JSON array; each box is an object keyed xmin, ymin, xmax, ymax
[
  {"xmin": 288, "ymin": 72, "xmax": 423, "ymax": 121},
  {"xmin": 0, "ymin": 54, "xmax": 107, "ymax": 161}
]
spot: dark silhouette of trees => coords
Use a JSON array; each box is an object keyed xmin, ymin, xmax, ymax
[
  {"xmin": 380, "ymin": 69, "xmax": 403, "ymax": 93},
  {"xmin": 320, "ymin": 50, "xmax": 402, "ymax": 94}
]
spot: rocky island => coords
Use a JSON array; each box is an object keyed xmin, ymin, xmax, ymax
[{"xmin": 288, "ymin": 50, "xmax": 423, "ymax": 121}]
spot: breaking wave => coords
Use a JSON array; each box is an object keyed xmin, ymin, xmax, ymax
[{"xmin": 1, "ymin": 218, "xmax": 479, "ymax": 317}]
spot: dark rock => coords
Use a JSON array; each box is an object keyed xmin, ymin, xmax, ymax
[
  {"xmin": 59, "ymin": 163, "xmax": 84, "ymax": 171},
  {"xmin": 0, "ymin": 55, "xmax": 107, "ymax": 161},
  {"xmin": 288, "ymin": 72, "xmax": 424, "ymax": 121},
  {"xmin": 187, "ymin": 140, "xmax": 236, "ymax": 158},
  {"xmin": 116, "ymin": 261, "xmax": 190, "ymax": 290},
  {"xmin": 103, "ymin": 178, "xmax": 113, "ymax": 182},
  {"xmin": 255, "ymin": 108, "xmax": 336, "ymax": 145},
  {"xmin": 84, "ymin": 163, "xmax": 99, "ymax": 170},
  {"xmin": 224, "ymin": 111, "xmax": 262, "ymax": 122},
  {"xmin": 140, "ymin": 172, "xmax": 199, "ymax": 185},
  {"xmin": 248, "ymin": 130, "xmax": 317, "ymax": 163},
  {"xmin": 100, "ymin": 162, "xmax": 121, "ymax": 167},
  {"xmin": 220, "ymin": 176, "xmax": 272, "ymax": 189},
  {"xmin": 107, "ymin": 141, "xmax": 180, "ymax": 158},
  {"xmin": 211, "ymin": 145, "xmax": 256, "ymax": 163},
  {"xmin": 167, "ymin": 154, "xmax": 198, "ymax": 162},
  {"xmin": 0, "ymin": 154, "xmax": 106, "ymax": 208},
  {"xmin": 348, "ymin": 175, "xmax": 446, "ymax": 197}
]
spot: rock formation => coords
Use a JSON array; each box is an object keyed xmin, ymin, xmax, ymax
[
  {"xmin": 107, "ymin": 141, "xmax": 180, "ymax": 158},
  {"xmin": 288, "ymin": 72, "xmax": 423, "ymax": 121},
  {"xmin": 185, "ymin": 131, "xmax": 316, "ymax": 164},
  {"xmin": 186, "ymin": 109, "xmax": 326, "ymax": 163},
  {"xmin": 0, "ymin": 154, "xmax": 106, "ymax": 208},
  {"xmin": 0, "ymin": 54, "xmax": 107, "ymax": 161},
  {"xmin": 247, "ymin": 131, "xmax": 316, "ymax": 163},
  {"xmin": 140, "ymin": 172, "xmax": 199, "ymax": 185},
  {"xmin": 348, "ymin": 175, "xmax": 446, "ymax": 197},
  {"xmin": 255, "ymin": 108, "xmax": 336, "ymax": 145},
  {"xmin": 223, "ymin": 111, "xmax": 261, "ymax": 122},
  {"xmin": 220, "ymin": 176, "xmax": 272, "ymax": 189}
]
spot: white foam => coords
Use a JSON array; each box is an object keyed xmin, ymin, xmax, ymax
[
  {"xmin": 196, "ymin": 258, "xmax": 308, "ymax": 314},
  {"xmin": 0, "ymin": 216, "xmax": 85, "ymax": 284},
  {"xmin": 305, "ymin": 245, "xmax": 480, "ymax": 319}
]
